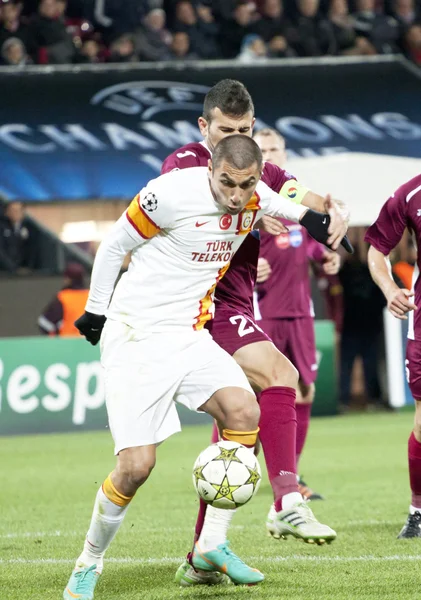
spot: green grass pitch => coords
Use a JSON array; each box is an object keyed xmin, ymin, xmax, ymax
[{"xmin": 1, "ymin": 411, "xmax": 420, "ymax": 600}]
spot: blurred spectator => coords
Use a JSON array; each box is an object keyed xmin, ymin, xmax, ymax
[
  {"xmin": 0, "ymin": 0, "xmax": 28, "ymax": 49},
  {"xmin": 38, "ymin": 263, "xmax": 89, "ymax": 336},
  {"xmin": 328, "ymin": 0, "xmax": 378, "ymax": 54},
  {"xmin": 351, "ymin": 0, "xmax": 400, "ymax": 54},
  {"xmin": 26, "ymin": 0, "xmax": 76, "ymax": 63},
  {"xmin": 287, "ymin": 0, "xmax": 337, "ymax": 56},
  {"xmin": 403, "ymin": 23, "xmax": 421, "ymax": 64},
  {"xmin": 73, "ymin": 36, "xmax": 101, "ymax": 62},
  {"xmin": 392, "ymin": 0, "xmax": 420, "ymax": 27},
  {"xmin": 253, "ymin": 0, "xmax": 296, "ymax": 56},
  {"xmin": 338, "ymin": 245, "xmax": 387, "ymax": 411},
  {"xmin": 134, "ymin": 8, "xmax": 172, "ymax": 61},
  {"xmin": 237, "ymin": 32, "xmax": 268, "ymax": 61},
  {"xmin": 1, "ymin": 35, "xmax": 31, "ymax": 64},
  {"xmin": 219, "ymin": 0, "xmax": 256, "ymax": 58},
  {"xmin": 169, "ymin": 29, "xmax": 198, "ymax": 58},
  {"xmin": 393, "ymin": 240, "xmax": 417, "ymax": 289},
  {"xmin": 91, "ymin": 0, "xmax": 149, "ymax": 43},
  {"xmin": 173, "ymin": 0, "xmax": 220, "ymax": 58},
  {"xmin": 108, "ymin": 33, "xmax": 139, "ymax": 62},
  {"xmin": 0, "ymin": 201, "xmax": 39, "ymax": 273}
]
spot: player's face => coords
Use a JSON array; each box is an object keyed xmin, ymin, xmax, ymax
[
  {"xmin": 208, "ymin": 160, "xmax": 262, "ymax": 215},
  {"xmin": 254, "ymin": 133, "xmax": 287, "ymax": 168},
  {"xmin": 198, "ymin": 108, "xmax": 255, "ymax": 151}
]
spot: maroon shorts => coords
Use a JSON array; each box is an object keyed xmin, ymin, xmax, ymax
[
  {"xmin": 406, "ymin": 340, "xmax": 421, "ymax": 398},
  {"xmin": 206, "ymin": 306, "xmax": 271, "ymax": 356},
  {"xmin": 259, "ymin": 317, "xmax": 318, "ymax": 386}
]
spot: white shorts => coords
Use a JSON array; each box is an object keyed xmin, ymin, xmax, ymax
[{"xmin": 100, "ymin": 320, "xmax": 254, "ymax": 454}]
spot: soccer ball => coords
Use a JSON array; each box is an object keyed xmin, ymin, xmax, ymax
[{"xmin": 192, "ymin": 441, "xmax": 261, "ymax": 510}]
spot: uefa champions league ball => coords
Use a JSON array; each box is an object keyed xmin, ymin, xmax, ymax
[{"xmin": 192, "ymin": 441, "xmax": 261, "ymax": 510}]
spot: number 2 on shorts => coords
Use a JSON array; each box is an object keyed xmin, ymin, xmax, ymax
[{"xmin": 229, "ymin": 315, "xmax": 263, "ymax": 337}]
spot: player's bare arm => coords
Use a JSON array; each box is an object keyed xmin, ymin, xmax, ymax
[{"xmin": 367, "ymin": 245, "xmax": 417, "ymax": 320}]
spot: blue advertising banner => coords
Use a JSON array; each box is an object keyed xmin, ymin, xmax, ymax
[{"xmin": 1, "ymin": 56, "xmax": 421, "ymax": 202}]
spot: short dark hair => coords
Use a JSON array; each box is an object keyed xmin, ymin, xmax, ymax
[
  {"xmin": 203, "ymin": 79, "xmax": 255, "ymax": 122},
  {"xmin": 212, "ymin": 135, "xmax": 262, "ymax": 172}
]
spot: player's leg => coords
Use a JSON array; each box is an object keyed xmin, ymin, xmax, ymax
[
  {"xmin": 234, "ymin": 339, "xmax": 300, "ymax": 509},
  {"xmin": 176, "ymin": 335, "xmax": 264, "ymax": 585},
  {"xmin": 64, "ymin": 323, "xmax": 184, "ymax": 599},
  {"xmin": 286, "ymin": 317, "xmax": 324, "ymax": 501},
  {"xmin": 234, "ymin": 338, "xmax": 335, "ymax": 544},
  {"xmin": 398, "ymin": 340, "xmax": 421, "ymax": 538}
]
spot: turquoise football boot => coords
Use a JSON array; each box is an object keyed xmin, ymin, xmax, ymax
[
  {"xmin": 192, "ymin": 541, "xmax": 264, "ymax": 585},
  {"xmin": 63, "ymin": 564, "xmax": 100, "ymax": 600}
]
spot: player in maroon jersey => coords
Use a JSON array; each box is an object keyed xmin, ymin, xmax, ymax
[
  {"xmin": 253, "ymin": 128, "xmax": 341, "ymax": 501},
  {"xmin": 162, "ymin": 80, "xmax": 348, "ymax": 586},
  {"xmin": 365, "ymin": 175, "xmax": 421, "ymax": 538}
]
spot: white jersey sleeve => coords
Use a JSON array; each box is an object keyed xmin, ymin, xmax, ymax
[
  {"xmin": 257, "ymin": 180, "xmax": 308, "ymax": 222},
  {"xmin": 86, "ymin": 177, "xmax": 176, "ymax": 315}
]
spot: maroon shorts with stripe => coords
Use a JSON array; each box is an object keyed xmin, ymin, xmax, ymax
[
  {"xmin": 206, "ymin": 306, "xmax": 271, "ymax": 356},
  {"xmin": 406, "ymin": 340, "xmax": 421, "ymax": 399},
  {"xmin": 259, "ymin": 317, "xmax": 318, "ymax": 386}
]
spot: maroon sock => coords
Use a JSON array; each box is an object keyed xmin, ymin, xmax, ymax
[
  {"xmin": 259, "ymin": 386, "xmax": 298, "ymax": 512},
  {"xmin": 409, "ymin": 432, "xmax": 421, "ymax": 508},
  {"xmin": 211, "ymin": 422, "xmax": 219, "ymax": 443},
  {"xmin": 296, "ymin": 403, "xmax": 312, "ymax": 466}
]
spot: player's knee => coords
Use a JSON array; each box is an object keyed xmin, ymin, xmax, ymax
[
  {"xmin": 259, "ymin": 358, "xmax": 299, "ymax": 390},
  {"xmin": 414, "ymin": 403, "xmax": 421, "ymax": 439},
  {"xmin": 118, "ymin": 454, "xmax": 156, "ymax": 490}
]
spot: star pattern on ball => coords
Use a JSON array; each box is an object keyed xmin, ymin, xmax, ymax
[
  {"xmin": 245, "ymin": 466, "xmax": 261, "ymax": 492},
  {"xmin": 212, "ymin": 446, "xmax": 242, "ymax": 469},
  {"xmin": 211, "ymin": 475, "xmax": 241, "ymax": 502},
  {"xmin": 193, "ymin": 465, "xmax": 206, "ymax": 482}
]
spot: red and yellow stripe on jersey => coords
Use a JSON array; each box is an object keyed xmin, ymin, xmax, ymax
[
  {"xmin": 194, "ymin": 263, "xmax": 230, "ymax": 330},
  {"xmin": 126, "ymin": 194, "xmax": 160, "ymax": 239}
]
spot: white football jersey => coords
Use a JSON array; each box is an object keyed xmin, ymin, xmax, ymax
[{"xmin": 86, "ymin": 167, "xmax": 306, "ymax": 333}]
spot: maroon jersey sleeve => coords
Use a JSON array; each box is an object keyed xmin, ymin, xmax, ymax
[
  {"xmin": 365, "ymin": 188, "xmax": 408, "ymax": 255},
  {"xmin": 161, "ymin": 143, "xmax": 210, "ymax": 174},
  {"xmin": 261, "ymin": 161, "xmax": 296, "ymax": 194}
]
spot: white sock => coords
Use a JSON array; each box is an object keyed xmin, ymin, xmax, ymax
[
  {"xmin": 198, "ymin": 506, "xmax": 236, "ymax": 551},
  {"xmin": 281, "ymin": 492, "xmax": 303, "ymax": 511},
  {"xmin": 410, "ymin": 505, "xmax": 421, "ymax": 515},
  {"xmin": 76, "ymin": 486, "xmax": 130, "ymax": 573}
]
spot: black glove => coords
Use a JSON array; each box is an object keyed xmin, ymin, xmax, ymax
[
  {"xmin": 74, "ymin": 311, "xmax": 106, "ymax": 345},
  {"xmin": 300, "ymin": 210, "xmax": 354, "ymax": 254}
]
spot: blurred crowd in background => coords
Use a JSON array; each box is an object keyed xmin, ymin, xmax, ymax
[{"xmin": 0, "ymin": 0, "xmax": 421, "ymax": 67}]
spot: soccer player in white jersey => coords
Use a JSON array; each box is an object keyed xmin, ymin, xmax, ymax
[{"xmin": 63, "ymin": 135, "xmax": 348, "ymax": 599}]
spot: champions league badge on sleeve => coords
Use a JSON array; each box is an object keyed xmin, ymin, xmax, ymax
[{"xmin": 142, "ymin": 192, "xmax": 158, "ymax": 212}]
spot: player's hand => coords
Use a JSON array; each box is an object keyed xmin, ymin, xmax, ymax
[
  {"xmin": 322, "ymin": 251, "xmax": 341, "ymax": 275},
  {"xmin": 254, "ymin": 215, "xmax": 288, "ymax": 236},
  {"xmin": 74, "ymin": 311, "xmax": 106, "ymax": 345},
  {"xmin": 387, "ymin": 288, "xmax": 417, "ymax": 320},
  {"xmin": 256, "ymin": 257, "xmax": 272, "ymax": 283},
  {"xmin": 324, "ymin": 195, "xmax": 348, "ymax": 250}
]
